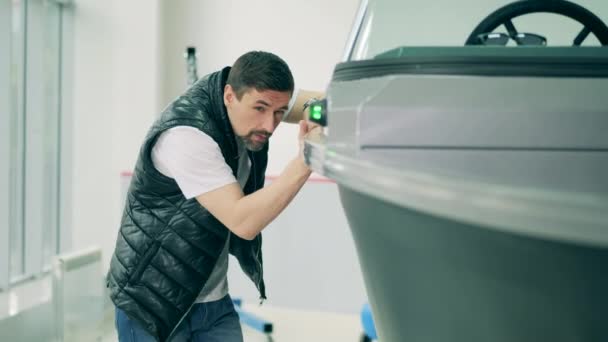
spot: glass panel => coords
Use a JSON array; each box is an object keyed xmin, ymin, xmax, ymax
[
  {"xmin": 23, "ymin": 0, "xmax": 62, "ymax": 275},
  {"xmin": 9, "ymin": 0, "xmax": 26, "ymax": 281},
  {"xmin": 349, "ymin": 0, "xmax": 607, "ymax": 60},
  {"xmin": 1, "ymin": 0, "xmax": 12, "ymax": 290},
  {"xmin": 39, "ymin": 0, "xmax": 62, "ymax": 269},
  {"xmin": 7, "ymin": 0, "xmax": 63, "ymax": 282}
]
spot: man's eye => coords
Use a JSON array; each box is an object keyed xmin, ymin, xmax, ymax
[{"xmin": 255, "ymin": 107, "xmax": 265, "ymax": 112}]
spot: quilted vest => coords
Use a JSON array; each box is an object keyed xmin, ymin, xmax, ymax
[{"xmin": 107, "ymin": 67, "xmax": 268, "ymax": 341}]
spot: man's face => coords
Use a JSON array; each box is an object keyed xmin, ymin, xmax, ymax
[{"xmin": 224, "ymin": 85, "xmax": 291, "ymax": 151}]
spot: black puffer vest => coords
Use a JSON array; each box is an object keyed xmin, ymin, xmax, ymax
[{"xmin": 107, "ymin": 67, "xmax": 267, "ymax": 341}]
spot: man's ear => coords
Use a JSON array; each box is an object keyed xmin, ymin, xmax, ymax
[{"xmin": 224, "ymin": 84, "xmax": 234, "ymax": 106}]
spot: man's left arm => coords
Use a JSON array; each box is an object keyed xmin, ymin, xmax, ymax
[{"xmin": 283, "ymin": 89, "xmax": 325, "ymax": 124}]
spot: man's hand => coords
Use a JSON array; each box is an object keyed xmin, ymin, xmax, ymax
[
  {"xmin": 298, "ymin": 120, "xmax": 311, "ymax": 165},
  {"xmin": 298, "ymin": 118, "xmax": 322, "ymax": 159}
]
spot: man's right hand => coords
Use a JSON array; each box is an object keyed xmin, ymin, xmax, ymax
[
  {"xmin": 303, "ymin": 106, "xmax": 322, "ymax": 131},
  {"xmin": 298, "ymin": 119, "xmax": 322, "ymax": 168},
  {"xmin": 298, "ymin": 120, "xmax": 310, "ymax": 163}
]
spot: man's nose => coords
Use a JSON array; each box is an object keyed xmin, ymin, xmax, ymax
[{"xmin": 262, "ymin": 114, "xmax": 276, "ymax": 134}]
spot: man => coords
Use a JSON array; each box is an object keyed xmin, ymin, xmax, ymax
[{"xmin": 107, "ymin": 51, "xmax": 323, "ymax": 341}]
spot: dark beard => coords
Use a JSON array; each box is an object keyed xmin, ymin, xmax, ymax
[{"xmin": 238, "ymin": 130, "xmax": 272, "ymax": 151}]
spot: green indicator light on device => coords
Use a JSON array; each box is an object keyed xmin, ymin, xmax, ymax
[
  {"xmin": 306, "ymin": 99, "xmax": 327, "ymax": 127},
  {"xmin": 311, "ymin": 105, "xmax": 323, "ymax": 120}
]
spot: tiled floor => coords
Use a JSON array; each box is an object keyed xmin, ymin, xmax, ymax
[{"xmin": 101, "ymin": 303, "xmax": 363, "ymax": 342}]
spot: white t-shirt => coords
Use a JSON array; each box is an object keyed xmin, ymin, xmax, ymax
[{"xmin": 151, "ymin": 126, "xmax": 251, "ymax": 303}]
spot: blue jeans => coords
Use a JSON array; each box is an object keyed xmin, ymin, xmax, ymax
[{"xmin": 115, "ymin": 295, "xmax": 243, "ymax": 342}]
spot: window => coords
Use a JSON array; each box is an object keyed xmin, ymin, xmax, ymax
[
  {"xmin": 1, "ymin": 0, "xmax": 11, "ymax": 291},
  {"xmin": 1, "ymin": 0, "xmax": 68, "ymax": 290}
]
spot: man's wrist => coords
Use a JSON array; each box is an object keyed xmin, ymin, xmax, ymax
[{"xmin": 290, "ymin": 157, "xmax": 312, "ymax": 178}]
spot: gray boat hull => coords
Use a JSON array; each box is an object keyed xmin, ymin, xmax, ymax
[{"xmin": 340, "ymin": 186, "xmax": 608, "ymax": 342}]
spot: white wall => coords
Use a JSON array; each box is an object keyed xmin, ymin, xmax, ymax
[
  {"xmin": 70, "ymin": 0, "xmax": 161, "ymax": 269},
  {"xmin": 159, "ymin": 0, "xmax": 360, "ymax": 175}
]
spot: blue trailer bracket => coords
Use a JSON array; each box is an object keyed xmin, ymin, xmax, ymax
[{"xmin": 232, "ymin": 298, "xmax": 273, "ymax": 334}]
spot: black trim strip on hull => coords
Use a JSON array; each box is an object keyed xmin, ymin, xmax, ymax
[{"xmin": 333, "ymin": 52, "xmax": 608, "ymax": 81}]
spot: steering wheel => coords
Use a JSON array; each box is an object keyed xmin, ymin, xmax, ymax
[{"xmin": 465, "ymin": 0, "xmax": 608, "ymax": 46}]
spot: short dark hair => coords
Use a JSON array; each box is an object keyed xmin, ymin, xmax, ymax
[{"xmin": 227, "ymin": 51, "xmax": 294, "ymax": 100}]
